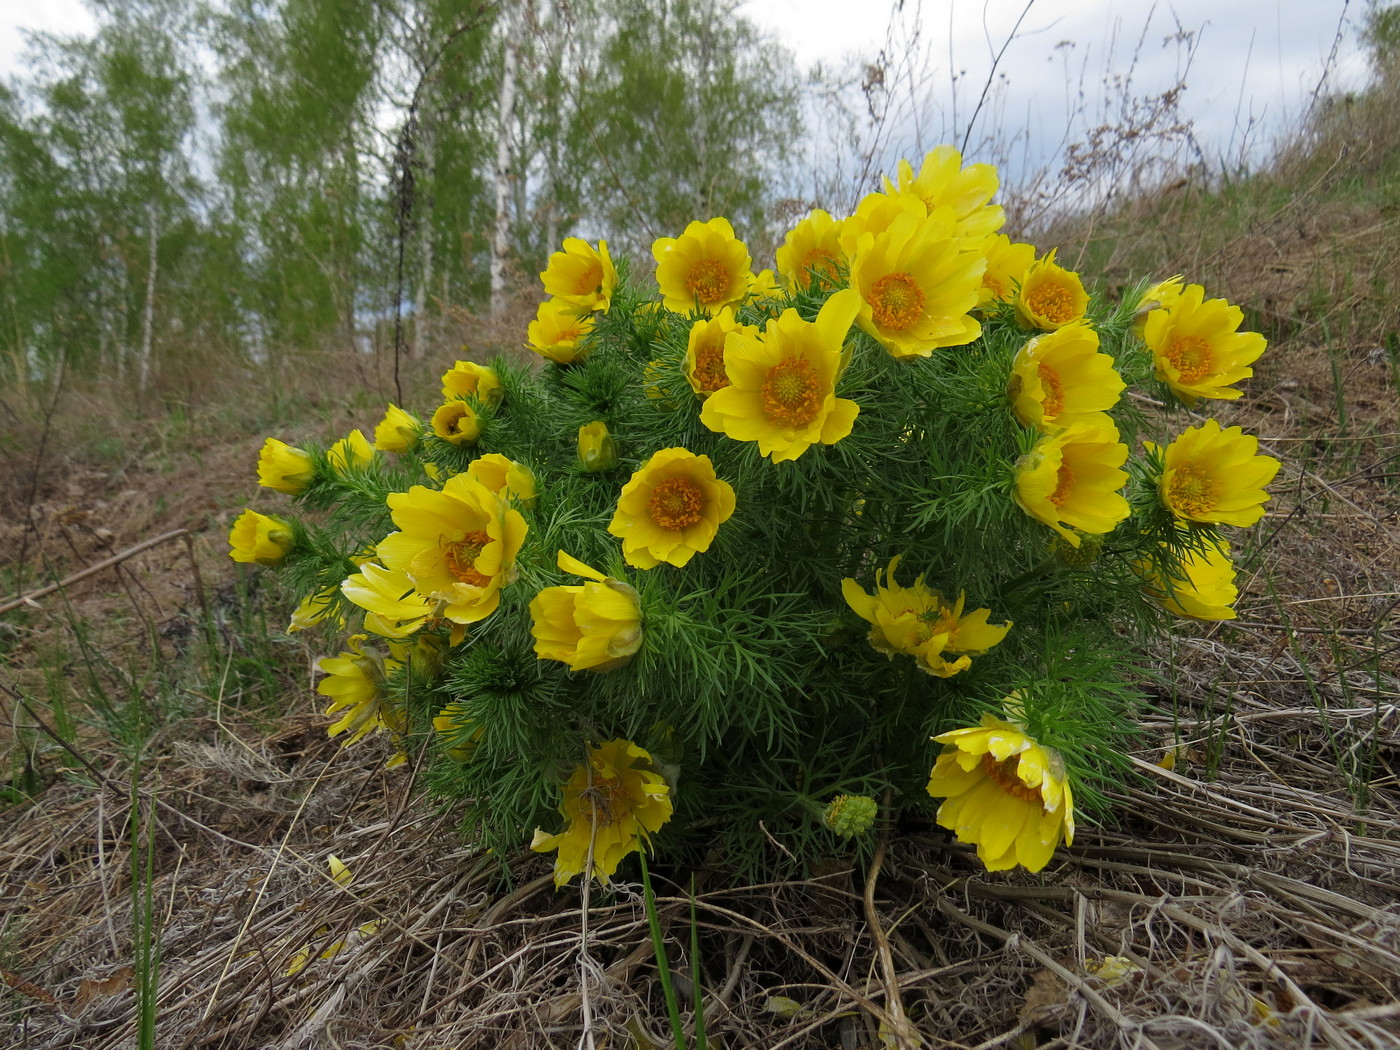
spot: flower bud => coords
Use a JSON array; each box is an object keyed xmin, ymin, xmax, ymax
[
  {"xmin": 374, "ymin": 403, "xmax": 422, "ymax": 452},
  {"xmin": 228, "ymin": 509, "xmax": 294, "ymax": 566},
  {"xmin": 257, "ymin": 438, "xmax": 314, "ymax": 495},
  {"xmin": 577, "ymin": 421, "xmax": 618, "ymax": 472},
  {"xmin": 823, "ymin": 794, "xmax": 877, "ymax": 838}
]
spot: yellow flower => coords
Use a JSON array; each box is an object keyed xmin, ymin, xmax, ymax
[
  {"xmin": 747, "ymin": 268, "xmax": 783, "ymax": 304},
  {"xmin": 287, "ymin": 585, "xmax": 343, "ymax": 633},
  {"xmin": 432, "ymin": 401, "xmax": 480, "ymax": 446},
  {"xmin": 1008, "ymin": 322, "xmax": 1125, "ymax": 431},
  {"xmin": 377, "ymin": 474, "xmax": 527, "ymax": 625},
  {"xmin": 228, "ymin": 509, "xmax": 294, "ymax": 566},
  {"xmin": 1150, "ymin": 419, "xmax": 1280, "ymax": 527},
  {"xmin": 373, "ymin": 403, "xmax": 422, "ymax": 453},
  {"xmin": 684, "ymin": 308, "xmax": 756, "ymax": 399},
  {"xmin": 341, "ymin": 562, "xmax": 436, "ymax": 638},
  {"xmin": 837, "ymin": 189, "xmax": 918, "ymax": 257},
  {"xmin": 317, "ymin": 635, "xmax": 404, "ymax": 747},
  {"xmin": 1138, "ymin": 535, "xmax": 1239, "ymax": 621},
  {"xmin": 883, "ymin": 145, "xmax": 1005, "ymax": 244},
  {"xmin": 433, "ymin": 703, "xmax": 484, "ymax": 762},
  {"xmin": 652, "ymin": 217, "xmax": 751, "ymax": 316},
  {"xmin": 327, "ymin": 430, "xmax": 375, "ymax": 474},
  {"xmin": 776, "ymin": 209, "xmax": 845, "ymax": 290},
  {"xmin": 257, "ymin": 437, "xmax": 315, "ymax": 494},
  {"xmin": 531, "ymin": 738, "xmax": 673, "ymax": 887},
  {"xmin": 926, "ymin": 711, "xmax": 1075, "ymax": 872},
  {"xmin": 1142, "ymin": 284, "xmax": 1266, "ymax": 405},
  {"xmin": 700, "ymin": 288, "xmax": 862, "ymax": 462},
  {"xmin": 847, "ymin": 199, "xmax": 985, "ymax": 359},
  {"xmin": 540, "ymin": 238, "xmax": 617, "ymax": 313},
  {"xmin": 577, "ymin": 421, "xmax": 618, "ymax": 472},
  {"xmin": 1014, "ymin": 422, "xmax": 1130, "ymax": 545},
  {"xmin": 840, "ymin": 556, "xmax": 1010, "ymax": 678},
  {"xmin": 978, "ymin": 234, "xmax": 1037, "ymax": 308},
  {"xmin": 608, "ymin": 448, "xmax": 735, "ymax": 569},
  {"xmin": 528, "ymin": 298, "xmax": 595, "ymax": 364},
  {"xmin": 530, "ymin": 551, "xmax": 643, "ymax": 672},
  {"xmin": 441, "ymin": 360, "xmax": 504, "ymax": 406},
  {"xmin": 467, "ymin": 453, "xmax": 536, "ymax": 507},
  {"xmin": 1015, "ymin": 250, "xmax": 1089, "ymax": 330}
]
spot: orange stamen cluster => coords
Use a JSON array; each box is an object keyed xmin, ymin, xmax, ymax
[
  {"xmin": 1164, "ymin": 336, "xmax": 1214, "ymax": 382},
  {"xmin": 1167, "ymin": 466, "xmax": 1217, "ymax": 518},
  {"xmin": 1037, "ymin": 363, "xmax": 1065, "ymax": 418},
  {"xmin": 760, "ymin": 358, "xmax": 822, "ymax": 428},
  {"xmin": 445, "ymin": 531, "xmax": 492, "ymax": 586},
  {"xmin": 691, "ymin": 344, "xmax": 729, "ymax": 393},
  {"xmin": 1027, "ymin": 283, "xmax": 1076, "ymax": 325},
  {"xmin": 686, "ymin": 259, "xmax": 730, "ymax": 305},
  {"xmin": 1050, "ymin": 463, "xmax": 1075, "ymax": 508},
  {"xmin": 648, "ymin": 476, "xmax": 704, "ymax": 529},
  {"xmin": 869, "ymin": 273, "xmax": 925, "ymax": 331},
  {"xmin": 980, "ymin": 753, "xmax": 1042, "ymax": 803}
]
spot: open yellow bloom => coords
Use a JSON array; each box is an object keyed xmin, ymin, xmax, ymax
[
  {"xmin": 1142, "ymin": 284, "xmax": 1265, "ymax": 405},
  {"xmin": 608, "ymin": 448, "xmax": 736, "ymax": 569},
  {"xmin": 528, "ymin": 298, "xmax": 595, "ymax": 364},
  {"xmin": 848, "ymin": 200, "xmax": 984, "ymax": 359},
  {"xmin": 577, "ymin": 421, "xmax": 618, "ymax": 472},
  {"xmin": 700, "ymin": 288, "xmax": 861, "ymax": 462},
  {"xmin": 883, "ymin": 145, "xmax": 1005, "ymax": 244},
  {"xmin": 540, "ymin": 238, "xmax": 617, "ymax": 313},
  {"xmin": 1014, "ymin": 422, "xmax": 1130, "ymax": 545},
  {"xmin": 531, "ymin": 739, "xmax": 673, "ymax": 887},
  {"xmin": 228, "ymin": 509, "xmax": 294, "ymax": 566},
  {"xmin": 373, "ymin": 403, "xmax": 422, "ymax": 453},
  {"xmin": 1150, "ymin": 419, "xmax": 1280, "ymax": 527},
  {"xmin": 327, "ymin": 430, "xmax": 374, "ymax": 474},
  {"xmin": 377, "ymin": 474, "xmax": 527, "ymax": 625},
  {"xmin": 317, "ymin": 635, "xmax": 404, "ymax": 747},
  {"xmin": 1138, "ymin": 535, "xmax": 1239, "ymax": 621},
  {"xmin": 652, "ymin": 217, "xmax": 751, "ymax": 316},
  {"xmin": 841, "ymin": 556, "xmax": 1010, "ymax": 678},
  {"xmin": 1008, "ymin": 322, "xmax": 1125, "ymax": 431},
  {"xmin": 467, "ymin": 453, "xmax": 535, "ymax": 507},
  {"xmin": 530, "ymin": 551, "xmax": 643, "ymax": 672},
  {"xmin": 1015, "ymin": 250, "xmax": 1089, "ymax": 330},
  {"xmin": 683, "ymin": 308, "xmax": 756, "ymax": 398},
  {"xmin": 257, "ymin": 438, "xmax": 315, "ymax": 494},
  {"xmin": 775, "ymin": 208, "xmax": 845, "ymax": 290},
  {"xmin": 978, "ymin": 234, "xmax": 1038, "ymax": 308},
  {"xmin": 926, "ymin": 711, "xmax": 1075, "ymax": 872},
  {"xmin": 441, "ymin": 361, "xmax": 504, "ymax": 406},
  {"xmin": 341, "ymin": 562, "xmax": 436, "ymax": 638},
  {"xmin": 432, "ymin": 401, "xmax": 480, "ymax": 446}
]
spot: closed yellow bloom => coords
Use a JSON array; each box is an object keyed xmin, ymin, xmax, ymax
[
  {"xmin": 882, "ymin": 145, "xmax": 1005, "ymax": 244},
  {"xmin": 978, "ymin": 233, "xmax": 1038, "ymax": 308},
  {"xmin": 540, "ymin": 238, "xmax": 617, "ymax": 313},
  {"xmin": 848, "ymin": 199, "xmax": 985, "ymax": 359},
  {"xmin": 1150, "ymin": 419, "xmax": 1280, "ymax": 527},
  {"xmin": 341, "ymin": 562, "xmax": 436, "ymax": 638},
  {"xmin": 700, "ymin": 288, "xmax": 862, "ymax": 462},
  {"xmin": 530, "ymin": 551, "xmax": 643, "ymax": 672},
  {"xmin": 257, "ymin": 437, "xmax": 315, "ymax": 494},
  {"xmin": 531, "ymin": 738, "xmax": 673, "ymax": 887},
  {"xmin": 1133, "ymin": 275, "xmax": 1185, "ymax": 333},
  {"xmin": 373, "ymin": 403, "xmax": 422, "ymax": 452},
  {"xmin": 287, "ymin": 585, "xmax": 343, "ymax": 633},
  {"xmin": 317, "ymin": 635, "xmax": 404, "ymax": 747},
  {"xmin": 776, "ymin": 208, "xmax": 845, "ymax": 290},
  {"xmin": 926, "ymin": 711, "xmax": 1075, "ymax": 872},
  {"xmin": 653, "ymin": 217, "xmax": 751, "ymax": 316},
  {"xmin": 1015, "ymin": 250, "xmax": 1089, "ymax": 330},
  {"xmin": 228, "ymin": 509, "xmax": 294, "ymax": 566},
  {"xmin": 608, "ymin": 447, "xmax": 736, "ymax": 569},
  {"xmin": 1014, "ymin": 422, "xmax": 1130, "ymax": 545},
  {"xmin": 1142, "ymin": 284, "xmax": 1265, "ymax": 405},
  {"xmin": 577, "ymin": 421, "xmax": 618, "ymax": 472},
  {"xmin": 840, "ymin": 555, "xmax": 1010, "ymax": 678},
  {"xmin": 327, "ymin": 430, "xmax": 375, "ymax": 474},
  {"xmin": 441, "ymin": 361, "xmax": 504, "ymax": 406},
  {"xmin": 1008, "ymin": 323, "xmax": 1125, "ymax": 431},
  {"xmin": 528, "ymin": 298, "xmax": 595, "ymax": 363},
  {"xmin": 377, "ymin": 474, "xmax": 527, "ymax": 625},
  {"xmin": 432, "ymin": 401, "xmax": 480, "ymax": 446},
  {"xmin": 837, "ymin": 188, "xmax": 920, "ymax": 257},
  {"xmin": 467, "ymin": 453, "xmax": 535, "ymax": 507},
  {"xmin": 1137, "ymin": 535, "xmax": 1239, "ymax": 621},
  {"xmin": 683, "ymin": 308, "xmax": 756, "ymax": 398}
]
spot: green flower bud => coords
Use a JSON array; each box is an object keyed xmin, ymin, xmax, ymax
[{"xmin": 823, "ymin": 794, "xmax": 877, "ymax": 838}]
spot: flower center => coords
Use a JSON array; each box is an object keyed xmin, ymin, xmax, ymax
[
  {"xmin": 1027, "ymin": 282, "xmax": 1075, "ymax": 325},
  {"xmin": 983, "ymin": 274, "xmax": 1007, "ymax": 300},
  {"xmin": 869, "ymin": 272, "xmax": 925, "ymax": 330},
  {"xmin": 686, "ymin": 258, "xmax": 731, "ymax": 305},
  {"xmin": 1164, "ymin": 335, "xmax": 1214, "ymax": 382},
  {"xmin": 1037, "ymin": 363, "xmax": 1065, "ymax": 419},
  {"xmin": 1050, "ymin": 462, "xmax": 1076, "ymax": 508},
  {"xmin": 574, "ymin": 261, "xmax": 604, "ymax": 298},
  {"xmin": 576, "ymin": 774, "xmax": 630, "ymax": 828},
  {"xmin": 800, "ymin": 248, "xmax": 839, "ymax": 281},
  {"xmin": 692, "ymin": 343, "xmax": 729, "ymax": 393},
  {"xmin": 648, "ymin": 476, "xmax": 704, "ymax": 530},
  {"xmin": 760, "ymin": 357, "xmax": 823, "ymax": 428},
  {"xmin": 1166, "ymin": 465, "xmax": 1218, "ymax": 518},
  {"xmin": 444, "ymin": 531, "xmax": 492, "ymax": 587},
  {"xmin": 980, "ymin": 753, "xmax": 1043, "ymax": 804}
]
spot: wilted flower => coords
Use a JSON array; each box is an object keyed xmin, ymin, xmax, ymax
[
  {"xmin": 1137, "ymin": 535, "xmax": 1240, "ymax": 621},
  {"xmin": 317, "ymin": 635, "xmax": 404, "ymax": 748},
  {"xmin": 530, "ymin": 551, "xmax": 643, "ymax": 672}
]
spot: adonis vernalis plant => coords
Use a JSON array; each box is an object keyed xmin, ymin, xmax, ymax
[{"xmin": 234, "ymin": 146, "xmax": 1281, "ymax": 884}]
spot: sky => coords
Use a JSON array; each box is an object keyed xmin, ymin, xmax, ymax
[{"xmin": 0, "ymin": 0, "xmax": 1373, "ymax": 187}]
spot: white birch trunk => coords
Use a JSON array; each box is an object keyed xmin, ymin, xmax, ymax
[
  {"xmin": 137, "ymin": 200, "xmax": 158, "ymax": 391},
  {"xmin": 413, "ymin": 112, "xmax": 435, "ymax": 358},
  {"xmin": 489, "ymin": 2, "xmax": 520, "ymax": 319}
]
